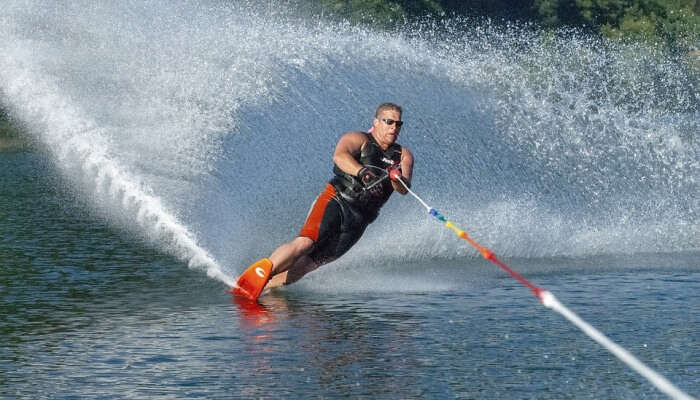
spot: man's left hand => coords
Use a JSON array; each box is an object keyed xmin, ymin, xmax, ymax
[{"xmin": 389, "ymin": 168, "xmax": 402, "ymax": 182}]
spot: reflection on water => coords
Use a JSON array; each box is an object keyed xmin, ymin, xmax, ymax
[{"xmin": 231, "ymin": 291, "xmax": 445, "ymax": 398}]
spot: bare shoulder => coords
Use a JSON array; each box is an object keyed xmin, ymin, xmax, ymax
[
  {"xmin": 341, "ymin": 131, "xmax": 369, "ymax": 142},
  {"xmin": 337, "ymin": 131, "xmax": 369, "ymax": 149}
]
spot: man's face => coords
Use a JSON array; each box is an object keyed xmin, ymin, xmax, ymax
[{"xmin": 372, "ymin": 109, "xmax": 402, "ymax": 148}]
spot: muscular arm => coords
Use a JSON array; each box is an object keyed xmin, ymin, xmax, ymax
[
  {"xmin": 392, "ymin": 147, "xmax": 413, "ymax": 195},
  {"xmin": 332, "ymin": 131, "xmax": 368, "ymax": 176}
]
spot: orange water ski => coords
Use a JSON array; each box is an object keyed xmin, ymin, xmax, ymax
[{"xmin": 231, "ymin": 258, "xmax": 273, "ymax": 301}]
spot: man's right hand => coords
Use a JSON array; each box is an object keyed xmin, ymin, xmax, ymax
[{"xmin": 357, "ymin": 167, "xmax": 378, "ymax": 187}]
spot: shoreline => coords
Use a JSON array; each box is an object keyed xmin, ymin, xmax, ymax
[{"xmin": 0, "ymin": 137, "xmax": 29, "ymax": 152}]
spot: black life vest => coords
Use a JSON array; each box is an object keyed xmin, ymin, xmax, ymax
[{"xmin": 330, "ymin": 132, "xmax": 402, "ymax": 212}]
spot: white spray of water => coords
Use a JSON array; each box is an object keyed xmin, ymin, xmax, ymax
[
  {"xmin": 0, "ymin": 42, "xmax": 234, "ymax": 287},
  {"xmin": 1, "ymin": 1, "xmax": 697, "ymax": 281}
]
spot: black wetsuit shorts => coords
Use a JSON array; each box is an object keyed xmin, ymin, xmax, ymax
[{"xmin": 299, "ymin": 184, "xmax": 378, "ymax": 265}]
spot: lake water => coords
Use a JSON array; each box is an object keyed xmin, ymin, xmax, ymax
[{"xmin": 2, "ymin": 151, "xmax": 698, "ymax": 399}]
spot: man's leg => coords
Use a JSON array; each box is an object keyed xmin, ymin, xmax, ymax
[
  {"xmin": 262, "ymin": 184, "xmax": 342, "ymax": 291},
  {"xmin": 268, "ymin": 236, "xmax": 314, "ymax": 275},
  {"xmin": 259, "ymin": 236, "xmax": 314, "ymax": 291},
  {"xmin": 264, "ymin": 253, "xmax": 320, "ymax": 289}
]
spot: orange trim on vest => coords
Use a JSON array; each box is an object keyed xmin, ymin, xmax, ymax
[{"xmin": 299, "ymin": 184, "xmax": 337, "ymax": 242}]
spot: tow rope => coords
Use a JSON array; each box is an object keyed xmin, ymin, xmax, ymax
[{"xmin": 395, "ymin": 178, "xmax": 694, "ymax": 400}]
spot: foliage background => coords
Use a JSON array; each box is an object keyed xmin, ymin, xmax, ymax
[
  {"xmin": 300, "ymin": 0, "xmax": 698, "ymax": 49},
  {"xmin": 1, "ymin": 0, "xmax": 698, "ymax": 140}
]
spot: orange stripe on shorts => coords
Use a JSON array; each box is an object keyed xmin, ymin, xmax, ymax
[{"xmin": 299, "ymin": 184, "xmax": 337, "ymax": 242}]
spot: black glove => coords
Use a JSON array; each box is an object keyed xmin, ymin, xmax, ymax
[
  {"xmin": 357, "ymin": 167, "xmax": 384, "ymax": 198},
  {"xmin": 357, "ymin": 167, "xmax": 378, "ymax": 187}
]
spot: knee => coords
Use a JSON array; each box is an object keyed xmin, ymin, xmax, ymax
[{"xmin": 291, "ymin": 236, "xmax": 314, "ymax": 254}]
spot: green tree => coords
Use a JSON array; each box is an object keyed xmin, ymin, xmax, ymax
[
  {"xmin": 575, "ymin": 0, "xmax": 631, "ymax": 27},
  {"xmin": 534, "ymin": 0, "xmax": 560, "ymax": 25}
]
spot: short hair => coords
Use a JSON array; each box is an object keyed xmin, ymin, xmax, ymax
[{"xmin": 375, "ymin": 103, "xmax": 402, "ymax": 117}]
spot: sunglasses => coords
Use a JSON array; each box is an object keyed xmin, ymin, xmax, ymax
[{"xmin": 378, "ymin": 118, "xmax": 403, "ymax": 127}]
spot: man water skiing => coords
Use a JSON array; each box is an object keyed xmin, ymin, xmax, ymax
[{"xmin": 233, "ymin": 103, "xmax": 414, "ymax": 300}]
